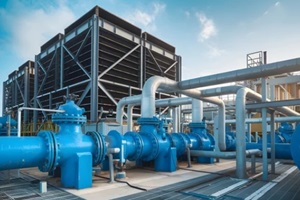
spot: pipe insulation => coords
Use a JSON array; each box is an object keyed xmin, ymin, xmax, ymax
[{"xmin": 178, "ymin": 57, "xmax": 300, "ymax": 89}]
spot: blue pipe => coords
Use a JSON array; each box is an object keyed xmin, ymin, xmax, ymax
[
  {"xmin": 0, "ymin": 116, "xmax": 18, "ymax": 136},
  {"xmin": 106, "ymin": 120, "xmax": 215, "ymax": 171},
  {"xmin": 0, "ymin": 99, "xmax": 106, "ymax": 189},
  {"xmin": 0, "ymin": 137, "xmax": 47, "ymax": 169},
  {"xmin": 291, "ymin": 124, "xmax": 300, "ymax": 169},
  {"xmin": 246, "ymin": 142, "xmax": 292, "ymax": 159}
]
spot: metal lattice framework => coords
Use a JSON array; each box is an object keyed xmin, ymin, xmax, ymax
[
  {"xmin": 2, "ymin": 61, "xmax": 35, "ymax": 123},
  {"xmin": 32, "ymin": 6, "xmax": 181, "ymax": 127}
]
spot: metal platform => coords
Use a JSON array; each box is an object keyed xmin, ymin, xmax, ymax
[
  {"xmin": 115, "ymin": 163, "xmax": 300, "ymax": 200},
  {"xmin": 1, "ymin": 161, "xmax": 300, "ymax": 200},
  {"xmin": 0, "ymin": 170, "xmax": 83, "ymax": 200}
]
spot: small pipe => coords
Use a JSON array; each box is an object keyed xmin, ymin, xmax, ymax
[
  {"xmin": 17, "ymin": 107, "xmax": 65, "ymax": 137},
  {"xmin": 190, "ymin": 149, "xmax": 261, "ymax": 159},
  {"xmin": 251, "ymin": 154, "xmax": 256, "ymax": 174},
  {"xmin": 186, "ymin": 147, "xmax": 192, "ymax": 168},
  {"xmin": 107, "ymin": 148, "xmax": 120, "ymax": 183},
  {"xmin": 108, "ymin": 154, "xmax": 114, "ymax": 183}
]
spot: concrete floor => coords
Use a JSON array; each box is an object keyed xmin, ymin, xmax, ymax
[
  {"xmin": 19, "ymin": 160, "xmax": 237, "ymax": 199},
  {"xmin": 1, "ymin": 159, "xmax": 299, "ymax": 200}
]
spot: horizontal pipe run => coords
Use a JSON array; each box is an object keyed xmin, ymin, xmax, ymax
[
  {"xmin": 0, "ymin": 137, "xmax": 47, "ymax": 170},
  {"xmin": 246, "ymin": 143, "xmax": 292, "ymax": 160},
  {"xmin": 190, "ymin": 149, "xmax": 261, "ymax": 159},
  {"xmin": 206, "ymin": 116, "xmax": 300, "ymax": 124},
  {"xmin": 178, "ymin": 57, "xmax": 300, "ymax": 89}
]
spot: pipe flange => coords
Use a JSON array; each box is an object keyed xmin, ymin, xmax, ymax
[
  {"xmin": 171, "ymin": 133, "xmax": 186, "ymax": 156},
  {"xmin": 189, "ymin": 133, "xmax": 204, "ymax": 149},
  {"xmin": 181, "ymin": 133, "xmax": 192, "ymax": 146},
  {"xmin": 86, "ymin": 131, "xmax": 106, "ymax": 166},
  {"xmin": 37, "ymin": 131, "xmax": 59, "ymax": 172},
  {"xmin": 52, "ymin": 113, "xmax": 86, "ymax": 125},
  {"xmin": 125, "ymin": 132, "xmax": 143, "ymax": 161},
  {"xmin": 139, "ymin": 131, "xmax": 159, "ymax": 161}
]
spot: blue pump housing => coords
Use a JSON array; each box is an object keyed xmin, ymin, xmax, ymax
[
  {"xmin": 0, "ymin": 99, "xmax": 106, "ymax": 189},
  {"xmin": 0, "ymin": 116, "xmax": 18, "ymax": 136},
  {"xmin": 278, "ymin": 122, "xmax": 294, "ymax": 143}
]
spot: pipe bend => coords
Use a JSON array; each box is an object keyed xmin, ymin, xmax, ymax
[
  {"xmin": 116, "ymin": 95, "xmax": 142, "ymax": 124},
  {"xmin": 141, "ymin": 76, "xmax": 178, "ymax": 118}
]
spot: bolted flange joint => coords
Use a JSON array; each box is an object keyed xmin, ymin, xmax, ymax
[
  {"xmin": 86, "ymin": 131, "xmax": 106, "ymax": 166},
  {"xmin": 37, "ymin": 131, "xmax": 59, "ymax": 172},
  {"xmin": 124, "ymin": 132, "xmax": 143, "ymax": 161},
  {"xmin": 139, "ymin": 131, "xmax": 159, "ymax": 161}
]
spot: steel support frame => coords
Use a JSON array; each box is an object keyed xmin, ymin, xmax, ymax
[
  {"xmin": 261, "ymin": 78, "xmax": 268, "ymax": 181},
  {"xmin": 90, "ymin": 15, "xmax": 99, "ymax": 122},
  {"xmin": 2, "ymin": 82, "xmax": 6, "ymax": 115},
  {"xmin": 147, "ymin": 48, "xmax": 164, "ymax": 75},
  {"xmin": 98, "ymin": 44, "xmax": 141, "ymax": 79},
  {"xmin": 24, "ymin": 66, "xmax": 30, "ymax": 123}
]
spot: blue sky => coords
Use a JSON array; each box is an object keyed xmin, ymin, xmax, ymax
[{"xmin": 0, "ymin": 0, "xmax": 300, "ymax": 113}]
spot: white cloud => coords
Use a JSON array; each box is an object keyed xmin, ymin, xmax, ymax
[
  {"xmin": 127, "ymin": 3, "xmax": 166, "ymax": 32},
  {"xmin": 275, "ymin": 2, "xmax": 280, "ymax": 7},
  {"xmin": 207, "ymin": 44, "xmax": 225, "ymax": 57},
  {"xmin": 1, "ymin": 0, "xmax": 76, "ymax": 60},
  {"xmin": 196, "ymin": 12, "xmax": 217, "ymax": 42}
]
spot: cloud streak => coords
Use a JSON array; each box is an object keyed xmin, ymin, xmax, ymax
[
  {"xmin": 127, "ymin": 3, "xmax": 166, "ymax": 32},
  {"xmin": 196, "ymin": 12, "xmax": 217, "ymax": 42}
]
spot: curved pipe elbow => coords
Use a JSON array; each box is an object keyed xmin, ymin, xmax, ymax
[
  {"xmin": 141, "ymin": 76, "xmax": 178, "ymax": 118},
  {"xmin": 116, "ymin": 95, "xmax": 142, "ymax": 124}
]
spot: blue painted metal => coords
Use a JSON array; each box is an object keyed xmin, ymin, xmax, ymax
[
  {"xmin": 0, "ymin": 116, "xmax": 18, "ymax": 136},
  {"xmin": 0, "ymin": 99, "xmax": 105, "ymax": 189},
  {"xmin": 278, "ymin": 122, "xmax": 294, "ymax": 143},
  {"xmin": 257, "ymin": 132, "xmax": 285, "ymax": 143},
  {"xmin": 291, "ymin": 123, "xmax": 300, "ymax": 169},
  {"xmin": 246, "ymin": 142, "xmax": 292, "ymax": 159},
  {"xmin": 188, "ymin": 122, "xmax": 214, "ymax": 163},
  {"xmin": 106, "ymin": 118, "xmax": 215, "ymax": 171}
]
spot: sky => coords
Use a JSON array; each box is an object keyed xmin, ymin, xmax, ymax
[{"xmin": 0, "ymin": 0, "xmax": 300, "ymax": 113}]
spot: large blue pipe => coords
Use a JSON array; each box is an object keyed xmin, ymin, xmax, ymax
[
  {"xmin": 106, "ymin": 119, "xmax": 215, "ymax": 171},
  {"xmin": 0, "ymin": 99, "xmax": 106, "ymax": 189},
  {"xmin": 0, "ymin": 137, "xmax": 47, "ymax": 169}
]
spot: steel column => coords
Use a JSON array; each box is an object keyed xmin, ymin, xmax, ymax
[
  {"xmin": 91, "ymin": 15, "xmax": 99, "ymax": 122},
  {"xmin": 270, "ymin": 110, "xmax": 275, "ymax": 174},
  {"xmin": 140, "ymin": 39, "xmax": 144, "ymax": 89},
  {"xmin": 2, "ymin": 82, "xmax": 6, "ymax": 115},
  {"xmin": 24, "ymin": 66, "xmax": 29, "ymax": 123},
  {"xmin": 33, "ymin": 55, "xmax": 38, "ymax": 132},
  {"xmin": 60, "ymin": 39, "xmax": 64, "ymax": 89},
  {"xmin": 261, "ymin": 78, "xmax": 268, "ymax": 180}
]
